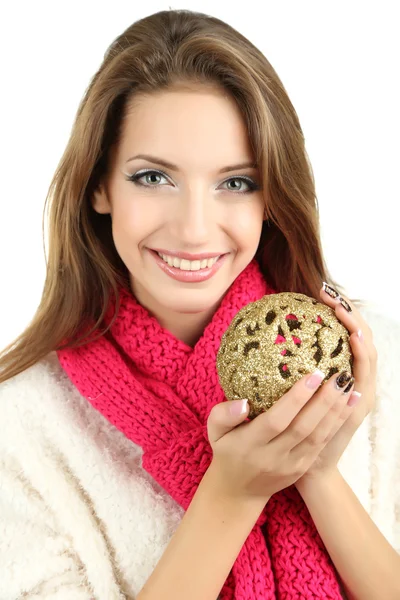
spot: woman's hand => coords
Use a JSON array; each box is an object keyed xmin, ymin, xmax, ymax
[
  {"xmin": 294, "ymin": 282, "xmax": 377, "ymax": 486},
  {"xmin": 208, "ymin": 365, "xmax": 368, "ymax": 504}
]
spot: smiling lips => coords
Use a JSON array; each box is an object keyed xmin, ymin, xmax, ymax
[
  {"xmin": 149, "ymin": 248, "xmax": 228, "ymax": 282},
  {"xmin": 157, "ymin": 252, "xmax": 219, "ymax": 271}
]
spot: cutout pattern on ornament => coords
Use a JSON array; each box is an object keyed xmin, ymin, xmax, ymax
[{"xmin": 217, "ymin": 292, "xmax": 354, "ymax": 419}]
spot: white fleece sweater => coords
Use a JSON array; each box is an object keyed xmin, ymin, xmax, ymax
[{"xmin": 0, "ymin": 306, "xmax": 399, "ymax": 600}]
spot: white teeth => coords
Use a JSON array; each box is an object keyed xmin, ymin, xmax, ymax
[
  {"xmin": 190, "ymin": 260, "xmax": 201, "ymax": 271},
  {"xmin": 180, "ymin": 259, "xmax": 191, "ymax": 271},
  {"xmin": 157, "ymin": 252, "xmax": 220, "ymax": 270}
]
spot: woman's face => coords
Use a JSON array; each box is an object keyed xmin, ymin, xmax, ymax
[{"xmin": 92, "ymin": 85, "xmax": 265, "ymax": 322}]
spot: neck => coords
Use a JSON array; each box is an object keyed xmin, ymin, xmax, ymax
[
  {"xmin": 156, "ymin": 308, "xmax": 217, "ymax": 347},
  {"xmin": 129, "ymin": 281, "xmax": 223, "ymax": 348}
]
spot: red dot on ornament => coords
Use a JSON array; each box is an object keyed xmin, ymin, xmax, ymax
[{"xmin": 282, "ymin": 364, "xmax": 288, "ymax": 371}]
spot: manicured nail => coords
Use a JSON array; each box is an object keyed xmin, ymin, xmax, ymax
[
  {"xmin": 339, "ymin": 297, "xmax": 352, "ymax": 313},
  {"xmin": 322, "ymin": 282, "xmax": 340, "ymax": 299},
  {"xmin": 335, "ymin": 371, "xmax": 353, "ymax": 390},
  {"xmin": 343, "ymin": 376, "xmax": 355, "ymax": 394},
  {"xmin": 357, "ymin": 328, "xmax": 364, "ymax": 342},
  {"xmin": 230, "ymin": 399, "xmax": 248, "ymax": 416},
  {"xmin": 306, "ymin": 369, "xmax": 325, "ymax": 389},
  {"xmin": 347, "ymin": 391, "xmax": 362, "ymax": 407}
]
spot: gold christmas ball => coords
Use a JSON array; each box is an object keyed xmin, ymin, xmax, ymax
[{"xmin": 217, "ymin": 292, "xmax": 354, "ymax": 419}]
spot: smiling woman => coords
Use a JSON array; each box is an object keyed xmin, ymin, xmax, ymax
[
  {"xmin": 90, "ymin": 86, "xmax": 266, "ymax": 341},
  {"xmin": 0, "ymin": 10, "xmax": 356, "ymax": 380},
  {"xmin": 1, "ymin": 7, "xmax": 400, "ymax": 600}
]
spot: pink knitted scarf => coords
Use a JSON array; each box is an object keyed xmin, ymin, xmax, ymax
[{"xmin": 57, "ymin": 259, "xmax": 344, "ymax": 599}]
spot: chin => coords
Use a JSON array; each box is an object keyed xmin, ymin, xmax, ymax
[{"xmin": 159, "ymin": 293, "xmax": 221, "ymax": 315}]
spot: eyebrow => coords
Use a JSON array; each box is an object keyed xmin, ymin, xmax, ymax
[{"xmin": 125, "ymin": 154, "xmax": 258, "ymax": 174}]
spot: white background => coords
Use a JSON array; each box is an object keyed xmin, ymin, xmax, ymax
[{"xmin": 1, "ymin": 0, "xmax": 399, "ymax": 352}]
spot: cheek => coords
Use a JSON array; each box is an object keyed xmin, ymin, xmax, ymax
[
  {"xmin": 226, "ymin": 204, "xmax": 263, "ymax": 245},
  {"xmin": 111, "ymin": 198, "xmax": 162, "ymax": 244}
]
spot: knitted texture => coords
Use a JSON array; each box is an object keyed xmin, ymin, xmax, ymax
[{"xmin": 57, "ymin": 259, "xmax": 343, "ymax": 599}]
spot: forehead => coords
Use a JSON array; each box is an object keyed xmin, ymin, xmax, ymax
[{"xmin": 116, "ymin": 87, "xmax": 254, "ymax": 172}]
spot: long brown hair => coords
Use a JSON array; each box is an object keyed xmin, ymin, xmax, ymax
[{"xmin": 0, "ymin": 9, "xmax": 364, "ymax": 384}]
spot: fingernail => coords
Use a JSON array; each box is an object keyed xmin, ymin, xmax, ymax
[
  {"xmin": 347, "ymin": 391, "xmax": 362, "ymax": 407},
  {"xmin": 335, "ymin": 370, "xmax": 353, "ymax": 390},
  {"xmin": 357, "ymin": 328, "xmax": 364, "ymax": 342},
  {"xmin": 230, "ymin": 399, "xmax": 248, "ymax": 416},
  {"xmin": 306, "ymin": 369, "xmax": 325, "ymax": 389},
  {"xmin": 339, "ymin": 297, "xmax": 352, "ymax": 313},
  {"xmin": 322, "ymin": 282, "xmax": 340, "ymax": 299},
  {"xmin": 343, "ymin": 376, "xmax": 355, "ymax": 394}
]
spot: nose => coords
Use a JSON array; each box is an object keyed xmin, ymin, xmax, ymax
[{"xmin": 171, "ymin": 191, "xmax": 212, "ymax": 246}]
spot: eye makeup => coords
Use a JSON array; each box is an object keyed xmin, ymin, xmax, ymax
[{"xmin": 125, "ymin": 168, "xmax": 261, "ymax": 195}]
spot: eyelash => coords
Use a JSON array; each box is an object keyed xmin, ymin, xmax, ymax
[{"xmin": 126, "ymin": 169, "xmax": 260, "ymax": 194}]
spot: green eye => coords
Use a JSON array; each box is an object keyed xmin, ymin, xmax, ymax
[{"xmin": 127, "ymin": 169, "xmax": 260, "ymax": 194}]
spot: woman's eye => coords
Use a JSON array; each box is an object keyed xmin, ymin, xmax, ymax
[
  {"xmin": 129, "ymin": 171, "xmax": 168, "ymax": 187},
  {"xmin": 128, "ymin": 170, "xmax": 260, "ymax": 194},
  {"xmin": 223, "ymin": 178, "xmax": 255, "ymax": 193}
]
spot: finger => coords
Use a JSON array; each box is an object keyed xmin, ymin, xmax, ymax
[
  {"xmin": 207, "ymin": 399, "xmax": 249, "ymax": 444},
  {"xmin": 299, "ymin": 377, "xmax": 357, "ymax": 450},
  {"xmin": 249, "ymin": 369, "xmax": 326, "ymax": 445},
  {"xmin": 320, "ymin": 385, "xmax": 363, "ymax": 444},
  {"xmin": 349, "ymin": 330, "xmax": 371, "ymax": 387},
  {"xmin": 272, "ymin": 369, "xmax": 355, "ymax": 450},
  {"xmin": 320, "ymin": 283, "xmax": 372, "ymax": 345},
  {"xmin": 320, "ymin": 283, "xmax": 377, "ymax": 366},
  {"xmin": 287, "ymin": 372, "xmax": 356, "ymax": 459}
]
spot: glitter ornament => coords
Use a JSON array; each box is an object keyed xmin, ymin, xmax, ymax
[{"xmin": 217, "ymin": 292, "xmax": 354, "ymax": 419}]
